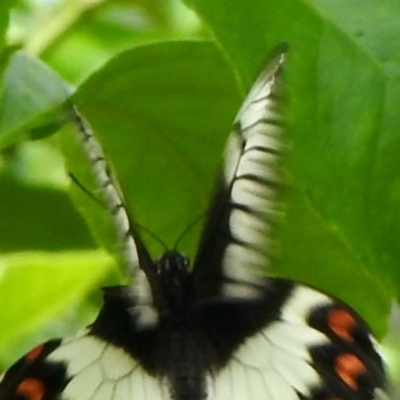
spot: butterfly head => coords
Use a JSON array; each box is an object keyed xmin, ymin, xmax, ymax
[{"xmin": 155, "ymin": 251, "xmax": 191, "ymax": 314}]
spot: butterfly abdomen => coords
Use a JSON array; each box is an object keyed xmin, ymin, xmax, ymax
[
  {"xmin": 157, "ymin": 329, "xmax": 210, "ymax": 400},
  {"xmin": 89, "ymin": 284, "xmax": 211, "ymax": 400}
]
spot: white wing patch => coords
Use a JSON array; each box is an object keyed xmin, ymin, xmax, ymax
[
  {"xmin": 210, "ymin": 285, "xmax": 333, "ymax": 400},
  {"xmin": 72, "ymin": 109, "xmax": 158, "ymax": 328},
  {"xmin": 49, "ymin": 333, "xmax": 167, "ymax": 400},
  {"xmin": 72, "ymin": 113, "xmax": 140, "ymax": 280},
  {"xmin": 220, "ymin": 53, "xmax": 285, "ymax": 300},
  {"xmin": 281, "ymin": 285, "xmax": 332, "ymax": 324},
  {"xmin": 43, "ymin": 286, "xmax": 334, "ymax": 400}
]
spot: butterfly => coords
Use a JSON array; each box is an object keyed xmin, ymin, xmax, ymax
[{"xmin": 0, "ymin": 48, "xmax": 387, "ymax": 400}]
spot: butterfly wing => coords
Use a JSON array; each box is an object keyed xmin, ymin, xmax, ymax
[
  {"xmin": 0, "ymin": 335, "xmax": 169, "ymax": 400},
  {"xmin": 0, "ymin": 284, "xmax": 386, "ymax": 400},
  {"xmin": 201, "ymin": 281, "xmax": 386, "ymax": 400},
  {"xmin": 71, "ymin": 109, "xmax": 166, "ymax": 322},
  {"xmin": 0, "ymin": 286, "xmax": 173, "ymax": 400},
  {"xmin": 189, "ymin": 48, "xmax": 387, "ymax": 399},
  {"xmin": 192, "ymin": 48, "xmax": 285, "ymax": 301}
]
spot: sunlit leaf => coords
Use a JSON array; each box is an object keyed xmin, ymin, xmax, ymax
[
  {"xmin": 0, "ymin": 51, "xmax": 70, "ymax": 149},
  {"xmin": 0, "ymin": 250, "xmax": 113, "ymax": 351}
]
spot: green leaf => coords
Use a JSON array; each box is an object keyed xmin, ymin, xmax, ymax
[
  {"xmin": 70, "ymin": 40, "xmax": 241, "ymax": 260},
  {"xmin": 0, "ymin": 51, "xmax": 70, "ymax": 149},
  {"xmin": 0, "ymin": 250, "xmax": 112, "ymax": 350},
  {"xmin": 183, "ymin": 0, "xmax": 398, "ymax": 336},
  {"xmin": 0, "ymin": 173, "xmax": 95, "ymax": 252}
]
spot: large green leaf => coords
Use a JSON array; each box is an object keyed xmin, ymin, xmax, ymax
[
  {"xmin": 71, "ymin": 41, "xmax": 241, "ymax": 260},
  {"xmin": 181, "ymin": 0, "xmax": 399, "ymax": 335}
]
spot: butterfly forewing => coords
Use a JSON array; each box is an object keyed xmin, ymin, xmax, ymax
[
  {"xmin": 193, "ymin": 50, "xmax": 285, "ymax": 301},
  {"xmin": 71, "ymin": 109, "xmax": 164, "ymax": 324}
]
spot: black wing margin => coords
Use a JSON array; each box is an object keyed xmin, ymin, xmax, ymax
[{"xmin": 192, "ymin": 47, "xmax": 286, "ymax": 301}]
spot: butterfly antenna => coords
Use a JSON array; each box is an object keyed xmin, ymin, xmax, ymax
[
  {"xmin": 173, "ymin": 210, "xmax": 207, "ymax": 252},
  {"xmin": 138, "ymin": 225, "xmax": 168, "ymax": 253},
  {"xmin": 69, "ymin": 171, "xmax": 167, "ymax": 252},
  {"xmin": 68, "ymin": 172, "xmax": 105, "ymax": 209}
]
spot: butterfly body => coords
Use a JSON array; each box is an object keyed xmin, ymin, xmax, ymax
[
  {"xmin": 0, "ymin": 268, "xmax": 384, "ymax": 400},
  {"xmin": 86, "ymin": 253, "xmax": 293, "ymax": 400},
  {"xmin": 0, "ymin": 48, "xmax": 387, "ymax": 400}
]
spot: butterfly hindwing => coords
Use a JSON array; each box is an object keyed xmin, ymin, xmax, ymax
[
  {"xmin": 207, "ymin": 282, "xmax": 386, "ymax": 400},
  {"xmin": 0, "ymin": 340, "xmax": 64, "ymax": 400},
  {"xmin": 0, "ymin": 333, "xmax": 169, "ymax": 400},
  {"xmin": 0, "ymin": 283, "xmax": 385, "ymax": 400}
]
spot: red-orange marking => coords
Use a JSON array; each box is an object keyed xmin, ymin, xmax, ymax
[
  {"xmin": 328, "ymin": 309, "xmax": 357, "ymax": 342},
  {"xmin": 25, "ymin": 345, "xmax": 44, "ymax": 362},
  {"xmin": 335, "ymin": 353, "xmax": 366, "ymax": 390},
  {"xmin": 17, "ymin": 378, "xmax": 45, "ymax": 400}
]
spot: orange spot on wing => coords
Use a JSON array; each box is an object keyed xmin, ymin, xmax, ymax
[
  {"xmin": 328, "ymin": 309, "xmax": 357, "ymax": 341},
  {"xmin": 335, "ymin": 353, "xmax": 366, "ymax": 390},
  {"xmin": 25, "ymin": 345, "xmax": 44, "ymax": 362},
  {"xmin": 17, "ymin": 378, "xmax": 45, "ymax": 400}
]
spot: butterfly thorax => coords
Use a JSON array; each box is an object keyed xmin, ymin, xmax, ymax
[
  {"xmin": 155, "ymin": 251, "xmax": 193, "ymax": 318},
  {"xmin": 84, "ymin": 284, "xmax": 211, "ymax": 400}
]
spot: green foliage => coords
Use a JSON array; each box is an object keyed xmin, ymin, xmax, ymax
[
  {"xmin": 0, "ymin": 51, "xmax": 69, "ymax": 148},
  {"xmin": 0, "ymin": 0, "xmax": 398, "ymax": 382},
  {"xmin": 72, "ymin": 41, "xmax": 241, "ymax": 258},
  {"xmin": 186, "ymin": 0, "xmax": 400, "ymax": 335},
  {"xmin": 0, "ymin": 250, "xmax": 113, "ymax": 359}
]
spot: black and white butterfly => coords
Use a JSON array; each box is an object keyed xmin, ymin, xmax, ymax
[{"xmin": 0, "ymin": 49, "xmax": 387, "ymax": 400}]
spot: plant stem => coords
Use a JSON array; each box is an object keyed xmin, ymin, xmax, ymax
[{"xmin": 25, "ymin": 0, "xmax": 104, "ymax": 57}]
